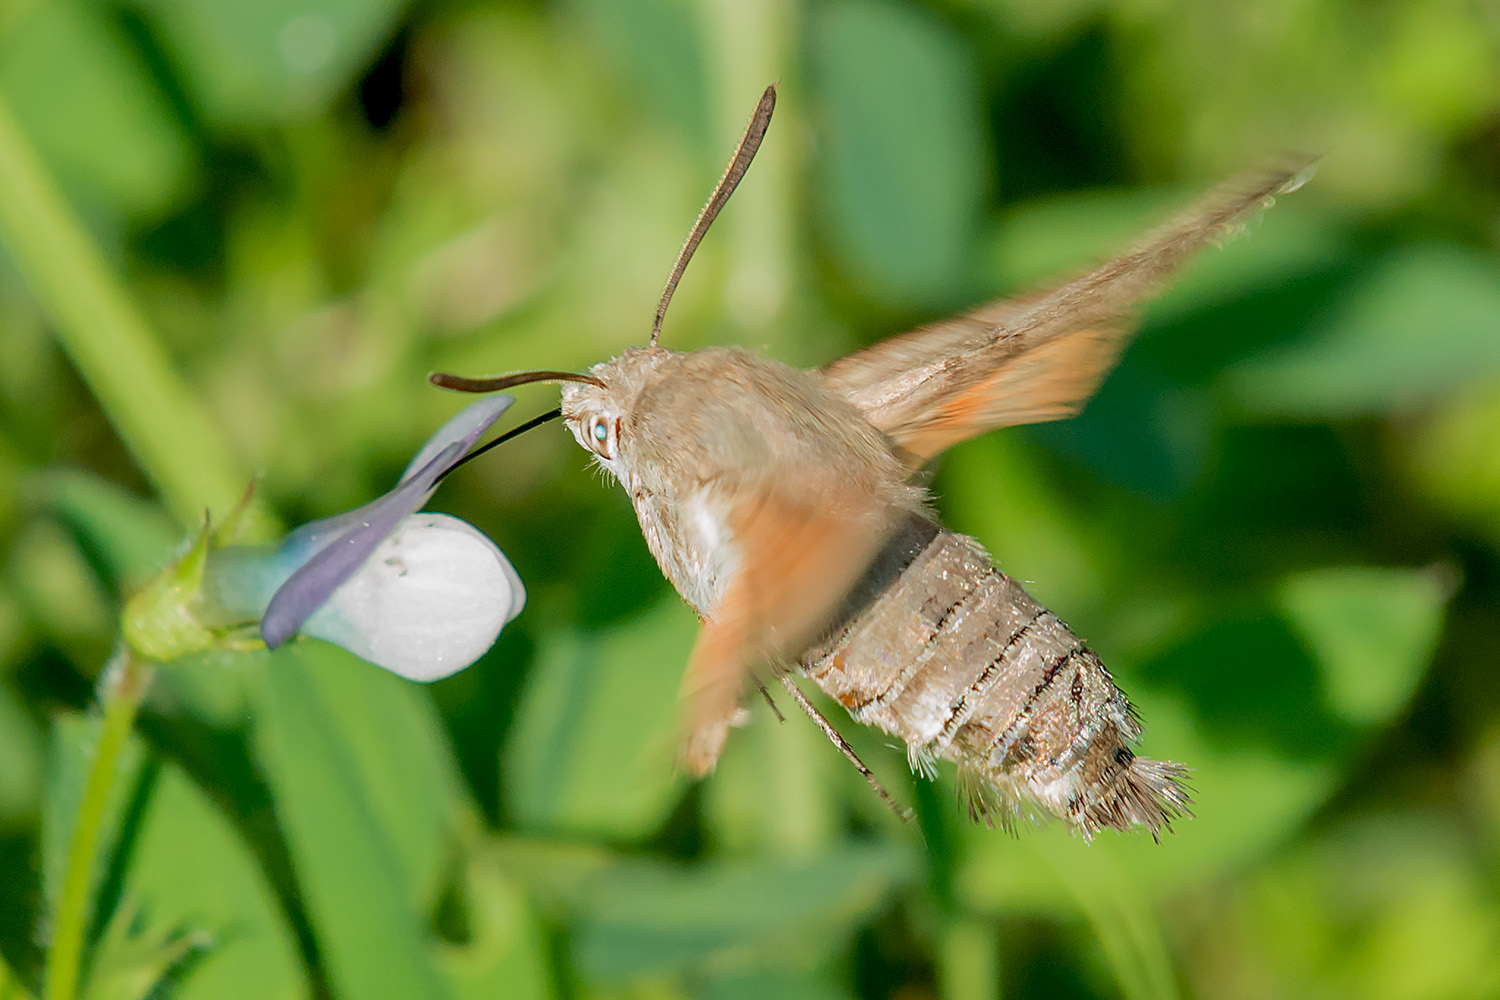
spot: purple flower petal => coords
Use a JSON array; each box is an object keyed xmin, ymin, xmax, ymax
[
  {"xmin": 278, "ymin": 395, "xmax": 516, "ymax": 562},
  {"xmin": 260, "ymin": 396, "xmax": 514, "ymax": 649},
  {"xmin": 401, "ymin": 396, "xmax": 516, "ymax": 482}
]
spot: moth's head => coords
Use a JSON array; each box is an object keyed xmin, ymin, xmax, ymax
[
  {"xmin": 426, "ymin": 86, "xmax": 776, "ymax": 484},
  {"xmin": 560, "ymin": 346, "xmax": 671, "ymax": 478},
  {"xmin": 558, "ymin": 81, "xmax": 774, "ymax": 477}
]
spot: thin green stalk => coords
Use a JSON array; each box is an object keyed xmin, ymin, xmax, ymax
[
  {"xmin": 0, "ymin": 92, "xmax": 246, "ymax": 528},
  {"xmin": 702, "ymin": 0, "xmax": 797, "ymax": 352},
  {"xmin": 43, "ymin": 650, "xmax": 155, "ymax": 1000}
]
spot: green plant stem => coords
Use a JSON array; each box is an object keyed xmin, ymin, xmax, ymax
[
  {"xmin": 0, "ymin": 92, "xmax": 246, "ymax": 528},
  {"xmin": 43, "ymin": 649, "xmax": 155, "ymax": 1000}
]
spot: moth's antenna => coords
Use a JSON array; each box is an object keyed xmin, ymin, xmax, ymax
[
  {"xmin": 429, "ymin": 370, "xmax": 605, "ymax": 393},
  {"xmin": 651, "ymin": 83, "xmax": 777, "ymax": 347},
  {"xmin": 438, "ymin": 407, "xmax": 563, "ymax": 482}
]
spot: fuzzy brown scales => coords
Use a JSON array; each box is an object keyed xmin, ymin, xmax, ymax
[{"xmin": 800, "ymin": 516, "xmax": 1188, "ymax": 838}]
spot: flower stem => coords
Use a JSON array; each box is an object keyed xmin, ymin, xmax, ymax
[
  {"xmin": 43, "ymin": 650, "xmax": 155, "ymax": 1000},
  {"xmin": 0, "ymin": 92, "xmax": 249, "ymax": 529}
]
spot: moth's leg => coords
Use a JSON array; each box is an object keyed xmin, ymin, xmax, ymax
[
  {"xmin": 778, "ymin": 675, "xmax": 912, "ymax": 822},
  {"xmin": 755, "ymin": 678, "xmax": 785, "ymax": 723}
]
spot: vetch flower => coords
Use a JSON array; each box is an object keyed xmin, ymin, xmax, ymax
[{"xmin": 202, "ymin": 396, "xmax": 525, "ymax": 680}]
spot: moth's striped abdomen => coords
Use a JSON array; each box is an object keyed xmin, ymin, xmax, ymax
[{"xmin": 801, "ymin": 516, "xmax": 1190, "ymax": 838}]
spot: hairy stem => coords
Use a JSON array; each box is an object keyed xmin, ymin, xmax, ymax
[{"xmin": 43, "ymin": 650, "xmax": 155, "ymax": 1000}]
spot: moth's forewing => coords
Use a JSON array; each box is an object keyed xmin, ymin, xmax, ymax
[
  {"xmin": 820, "ymin": 161, "xmax": 1314, "ymax": 463},
  {"xmin": 677, "ymin": 483, "xmax": 900, "ymax": 775}
]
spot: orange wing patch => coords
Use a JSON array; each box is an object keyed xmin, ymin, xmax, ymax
[
  {"xmin": 891, "ymin": 325, "xmax": 1126, "ymax": 463},
  {"xmin": 678, "ymin": 488, "xmax": 896, "ymax": 776},
  {"xmin": 822, "ymin": 161, "xmax": 1314, "ymax": 466}
]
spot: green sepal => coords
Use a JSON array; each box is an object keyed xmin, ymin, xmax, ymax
[{"xmin": 122, "ymin": 518, "xmax": 215, "ymax": 662}]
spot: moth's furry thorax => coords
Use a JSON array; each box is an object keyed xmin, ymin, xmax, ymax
[{"xmin": 560, "ymin": 345, "xmax": 923, "ymax": 615}]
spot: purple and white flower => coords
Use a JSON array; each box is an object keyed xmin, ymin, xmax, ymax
[{"xmin": 204, "ymin": 397, "xmax": 524, "ymax": 680}]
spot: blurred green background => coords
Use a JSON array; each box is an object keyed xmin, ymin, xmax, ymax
[{"xmin": 2, "ymin": 0, "xmax": 1500, "ymax": 997}]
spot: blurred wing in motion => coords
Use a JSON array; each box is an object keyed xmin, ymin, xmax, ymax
[
  {"xmin": 820, "ymin": 160, "xmax": 1315, "ymax": 465},
  {"xmin": 678, "ymin": 485, "xmax": 897, "ymax": 775}
]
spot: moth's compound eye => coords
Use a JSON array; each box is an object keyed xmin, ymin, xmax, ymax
[{"xmin": 585, "ymin": 415, "xmax": 614, "ymax": 459}]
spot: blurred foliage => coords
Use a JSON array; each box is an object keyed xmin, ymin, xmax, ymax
[{"xmin": 0, "ymin": 0, "xmax": 1498, "ymax": 998}]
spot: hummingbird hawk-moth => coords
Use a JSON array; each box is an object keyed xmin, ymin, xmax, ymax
[{"xmin": 436, "ymin": 86, "xmax": 1311, "ymax": 839}]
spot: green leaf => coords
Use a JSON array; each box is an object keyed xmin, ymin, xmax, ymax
[
  {"xmin": 1106, "ymin": 616, "xmax": 1348, "ymax": 889},
  {"xmin": 504, "ymin": 597, "xmax": 694, "ymax": 839},
  {"xmin": 1223, "ymin": 244, "xmax": 1500, "ymax": 418},
  {"xmin": 135, "ymin": 0, "xmax": 407, "ymax": 126},
  {"xmin": 98, "ymin": 762, "xmax": 304, "ymax": 1000},
  {"xmin": 434, "ymin": 853, "xmax": 552, "ymax": 1000},
  {"xmin": 1407, "ymin": 378, "xmax": 1500, "ymax": 549},
  {"xmin": 1278, "ymin": 565, "xmax": 1450, "ymax": 727},
  {"xmin": 571, "ymin": 845, "xmax": 916, "ymax": 982},
  {"xmin": 0, "ymin": 0, "xmax": 194, "ymax": 218},
  {"xmin": 950, "ymin": 0, "xmax": 1108, "ymax": 42},
  {"xmin": 84, "ymin": 897, "xmax": 206, "ymax": 1000},
  {"xmin": 483, "ymin": 836, "xmax": 620, "ymax": 912},
  {"xmin": 809, "ymin": 0, "xmax": 988, "ymax": 308},
  {"xmin": 488, "ymin": 842, "xmax": 914, "ymax": 985},
  {"xmin": 701, "ymin": 968, "xmax": 853, "ymax": 1000},
  {"xmin": 250, "ymin": 646, "xmax": 452, "ymax": 1000},
  {"xmin": 140, "ymin": 649, "xmax": 252, "ymax": 730},
  {"xmin": 1035, "ymin": 837, "xmax": 1179, "ymax": 1000},
  {"xmin": 298, "ymin": 643, "xmax": 473, "ymax": 909},
  {"xmin": 1241, "ymin": 814, "xmax": 1500, "ymax": 1000}
]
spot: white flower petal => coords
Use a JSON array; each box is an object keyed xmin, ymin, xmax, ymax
[{"xmin": 303, "ymin": 513, "xmax": 524, "ymax": 681}]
